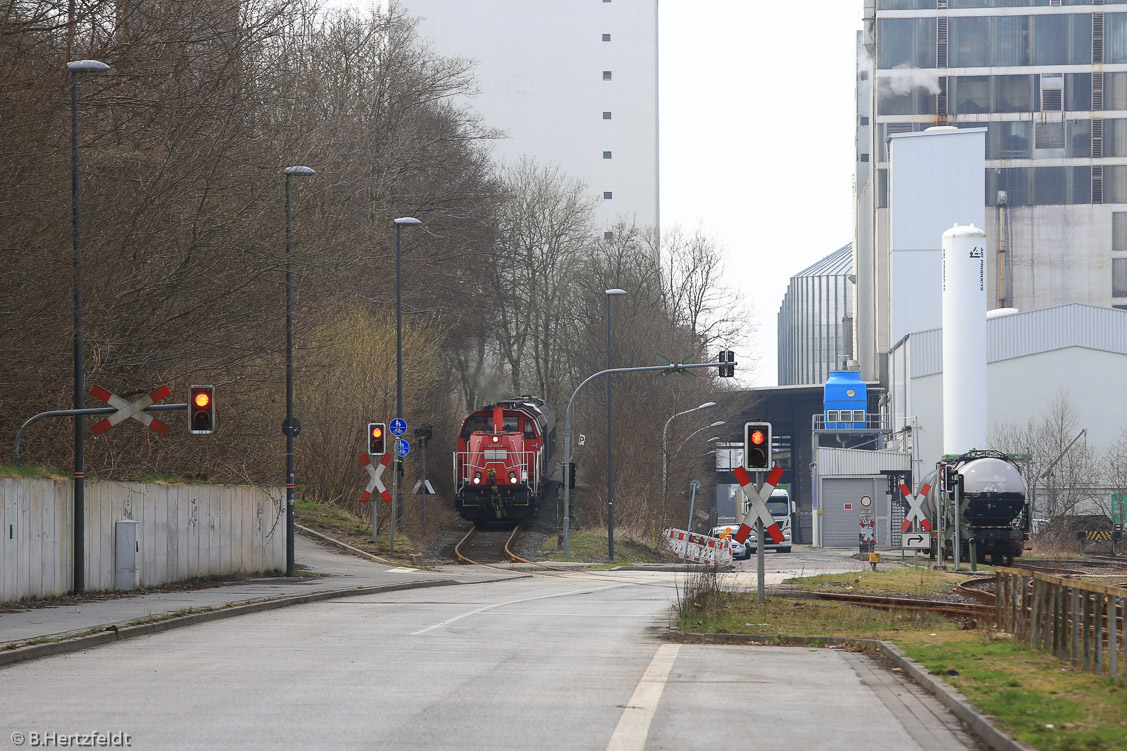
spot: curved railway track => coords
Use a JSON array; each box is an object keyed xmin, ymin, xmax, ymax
[{"xmin": 453, "ymin": 523, "xmax": 533, "ymax": 566}]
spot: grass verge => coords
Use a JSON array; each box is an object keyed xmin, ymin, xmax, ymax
[
  {"xmin": 539, "ymin": 528, "xmax": 678, "ymax": 564},
  {"xmin": 294, "ymin": 498, "xmax": 417, "ymax": 563},
  {"xmin": 677, "ymin": 564, "xmax": 1127, "ymax": 751}
]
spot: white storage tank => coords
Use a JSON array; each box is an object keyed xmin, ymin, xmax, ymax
[{"xmin": 941, "ymin": 223, "xmax": 988, "ymax": 456}]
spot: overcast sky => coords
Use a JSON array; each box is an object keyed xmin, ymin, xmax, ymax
[
  {"xmin": 337, "ymin": 0, "xmax": 865, "ymax": 387},
  {"xmin": 659, "ymin": 1, "xmax": 864, "ymax": 386}
]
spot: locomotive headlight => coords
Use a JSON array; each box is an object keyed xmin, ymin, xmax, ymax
[
  {"xmin": 492, "ymin": 435, "xmax": 499, "ymax": 443},
  {"xmin": 509, "ymin": 472, "xmax": 517, "ymax": 484},
  {"xmin": 473, "ymin": 472, "xmax": 482, "ymax": 485}
]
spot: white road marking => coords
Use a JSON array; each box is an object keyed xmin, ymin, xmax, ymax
[
  {"xmin": 606, "ymin": 643, "xmax": 680, "ymax": 751},
  {"xmin": 409, "ymin": 584, "xmax": 627, "ymax": 635}
]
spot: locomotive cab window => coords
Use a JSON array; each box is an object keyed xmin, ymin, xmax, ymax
[{"xmin": 461, "ymin": 415, "xmax": 491, "ymax": 437}]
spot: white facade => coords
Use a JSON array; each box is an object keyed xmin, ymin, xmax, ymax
[
  {"xmin": 889, "ymin": 128, "xmax": 986, "ymax": 347},
  {"xmin": 396, "ymin": 0, "xmax": 660, "ymax": 231},
  {"xmin": 888, "ymin": 304, "xmax": 1127, "ymax": 471}
]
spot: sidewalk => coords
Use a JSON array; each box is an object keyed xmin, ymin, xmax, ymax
[{"xmin": 1, "ymin": 533, "xmax": 518, "ymax": 658}]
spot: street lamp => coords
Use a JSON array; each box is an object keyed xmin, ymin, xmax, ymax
[
  {"xmin": 604, "ymin": 288, "xmax": 626, "ymax": 562},
  {"xmin": 391, "ymin": 216, "xmax": 421, "ymax": 552},
  {"xmin": 67, "ymin": 58, "xmax": 110, "ymax": 594},
  {"xmin": 283, "ymin": 165, "xmax": 315, "ymax": 578},
  {"xmin": 677, "ymin": 421, "xmax": 726, "ymax": 454},
  {"xmin": 661, "ymin": 401, "xmax": 716, "ymax": 532}
]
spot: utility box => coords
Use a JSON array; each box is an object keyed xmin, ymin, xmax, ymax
[{"xmin": 115, "ymin": 520, "xmax": 139, "ymax": 591}]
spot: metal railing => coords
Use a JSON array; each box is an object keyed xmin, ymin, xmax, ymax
[
  {"xmin": 995, "ymin": 566, "xmax": 1127, "ymax": 686},
  {"xmin": 811, "ymin": 412, "xmax": 890, "ymax": 431}
]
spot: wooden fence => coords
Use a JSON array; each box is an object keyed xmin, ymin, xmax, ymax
[{"xmin": 995, "ymin": 566, "xmax": 1127, "ymax": 685}]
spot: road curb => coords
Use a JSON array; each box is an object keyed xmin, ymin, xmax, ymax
[
  {"xmin": 876, "ymin": 640, "xmax": 1036, "ymax": 751},
  {"xmin": 0, "ymin": 577, "xmax": 469, "ymax": 670},
  {"xmin": 671, "ymin": 631, "xmax": 1034, "ymax": 751}
]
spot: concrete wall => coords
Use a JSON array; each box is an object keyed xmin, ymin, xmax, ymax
[{"xmin": 1, "ymin": 478, "xmax": 285, "ymax": 601}]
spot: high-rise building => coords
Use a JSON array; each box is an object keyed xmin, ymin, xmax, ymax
[
  {"xmin": 777, "ymin": 244, "xmax": 854, "ymax": 386},
  {"xmin": 855, "ymin": 0, "xmax": 1127, "ymax": 383},
  {"xmin": 394, "ymin": 0, "xmax": 660, "ymax": 232}
]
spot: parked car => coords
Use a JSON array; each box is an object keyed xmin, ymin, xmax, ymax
[{"xmin": 710, "ymin": 525, "xmax": 751, "ymax": 560}]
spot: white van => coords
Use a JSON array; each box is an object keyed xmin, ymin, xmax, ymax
[{"xmin": 742, "ymin": 488, "xmax": 795, "ymax": 553}]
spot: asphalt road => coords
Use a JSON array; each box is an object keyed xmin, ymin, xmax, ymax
[{"xmin": 0, "ymin": 554, "xmax": 982, "ymax": 751}]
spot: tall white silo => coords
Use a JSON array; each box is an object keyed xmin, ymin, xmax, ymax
[{"xmin": 941, "ymin": 224, "xmax": 987, "ymax": 456}]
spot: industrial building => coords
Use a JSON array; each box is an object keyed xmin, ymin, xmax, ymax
[
  {"xmin": 777, "ymin": 243, "xmax": 854, "ymax": 386},
  {"xmin": 392, "ymin": 0, "xmax": 660, "ymax": 232},
  {"xmin": 888, "ymin": 303, "xmax": 1127, "ymax": 476},
  {"xmin": 855, "ymin": 0, "xmax": 1127, "ymax": 385}
]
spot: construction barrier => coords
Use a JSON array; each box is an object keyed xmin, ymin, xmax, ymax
[{"xmin": 664, "ymin": 528, "xmax": 733, "ymax": 566}]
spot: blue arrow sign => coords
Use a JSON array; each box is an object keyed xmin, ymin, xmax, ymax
[
  {"xmin": 390, "ymin": 418, "xmax": 407, "ymax": 436},
  {"xmin": 396, "ymin": 438, "xmax": 410, "ymax": 457}
]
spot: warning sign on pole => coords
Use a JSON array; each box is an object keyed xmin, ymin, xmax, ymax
[
  {"xmin": 359, "ymin": 451, "xmax": 392, "ymax": 504},
  {"xmin": 731, "ymin": 465, "xmax": 785, "ymax": 545},
  {"xmin": 90, "ymin": 384, "xmax": 171, "ymax": 436}
]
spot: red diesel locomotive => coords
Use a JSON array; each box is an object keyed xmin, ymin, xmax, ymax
[{"xmin": 453, "ymin": 397, "xmax": 556, "ymax": 523}]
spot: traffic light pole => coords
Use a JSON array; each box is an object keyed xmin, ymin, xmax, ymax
[
  {"xmin": 562, "ymin": 359, "xmax": 734, "ymax": 557},
  {"xmin": 14, "ymin": 404, "xmax": 188, "ymax": 466}
]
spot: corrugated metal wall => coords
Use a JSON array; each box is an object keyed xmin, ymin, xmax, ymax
[
  {"xmin": 820, "ymin": 478, "xmax": 888, "ymax": 548},
  {"xmin": 814, "ymin": 448, "xmax": 909, "ymax": 548},
  {"xmin": 818, "ymin": 447, "xmax": 910, "ymax": 475},
  {"xmin": 778, "ymin": 244, "xmax": 854, "ymax": 386},
  {"xmin": 904, "ymin": 304, "xmax": 1127, "ymax": 378}
]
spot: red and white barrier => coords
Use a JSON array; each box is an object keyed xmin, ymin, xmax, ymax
[{"xmin": 664, "ymin": 528, "xmax": 733, "ymax": 566}]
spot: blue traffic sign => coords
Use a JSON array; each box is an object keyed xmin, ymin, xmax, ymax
[
  {"xmin": 390, "ymin": 418, "xmax": 407, "ymax": 436},
  {"xmin": 396, "ymin": 438, "xmax": 410, "ymax": 457}
]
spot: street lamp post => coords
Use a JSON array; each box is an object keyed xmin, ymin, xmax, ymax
[
  {"xmin": 391, "ymin": 217, "xmax": 421, "ymax": 553},
  {"xmin": 67, "ymin": 58, "xmax": 109, "ymax": 594},
  {"xmin": 604, "ymin": 288, "xmax": 626, "ymax": 562},
  {"xmin": 661, "ymin": 402, "xmax": 716, "ymax": 533},
  {"xmin": 283, "ymin": 165, "xmax": 315, "ymax": 578},
  {"xmin": 677, "ymin": 421, "xmax": 725, "ymax": 454},
  {"xmin": 674, "ymin": 423, "xmax": 724, "ymax": 534}
]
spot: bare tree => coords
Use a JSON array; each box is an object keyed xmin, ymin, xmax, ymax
[
  {"xmin": 487, "ymin": 157, "xmax": 597, "ymax": 406},
  {"xmin": 991, "ymin": 391, "xmax": 1100, "ymax": 541}
]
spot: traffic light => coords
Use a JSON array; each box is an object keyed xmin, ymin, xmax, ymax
[
  {"xmin": 189, "ymin": 385, "xmax": 215, "ymax": 434},
  {"xmin": 718, "ymin": 350, "xmax": 735, "ymax": 378},
  {"xmin": 368, "ymin": 422, "xmax": 386, "ymax": 456},
  {"xmin": 744, "ymin": 421, "xmax": 772, "ymax": 471}
]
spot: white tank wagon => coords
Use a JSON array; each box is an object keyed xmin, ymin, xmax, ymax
[{"xmin": 924, "ymin": 451, "xmax": 1031, "ymax": 566}]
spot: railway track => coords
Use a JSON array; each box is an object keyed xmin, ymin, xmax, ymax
[
  {"xmin": 453, "ymin": 523, "xmax": 533, "ymax": 566},
  {"xmin": 812, "ymin": 590, "xmax": 996, "ymax": 621}
]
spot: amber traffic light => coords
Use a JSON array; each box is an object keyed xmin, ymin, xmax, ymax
[
  {"xmin": 368, "ymin": 422, "xmax": 387, "ymax": 456},
  {"xmin": 189, "ymin": 385, "xmax": 215, "ymax": 434}
]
